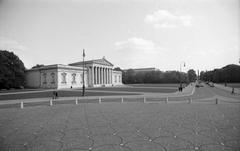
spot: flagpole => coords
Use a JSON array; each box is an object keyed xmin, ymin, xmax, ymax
[{"xmin": 82, "ymin": 49, "xmax": 85, "ymax": 96}]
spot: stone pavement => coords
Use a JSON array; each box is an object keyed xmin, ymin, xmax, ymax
[{"xmin": 0, "ymin": 102, "xmax": 240, "ymax": 151}]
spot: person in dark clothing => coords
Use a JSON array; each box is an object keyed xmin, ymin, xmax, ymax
[
  {"xmin": 55, "ymin": 91, "xmax": 58, "ymax": 99},
  {"xmin": 231, "ymin": 87, "xmax": 235, "ymax": 94},
  {"xmin": 52, "ymin": 91, "xmax": 56, "ymax": 99}
]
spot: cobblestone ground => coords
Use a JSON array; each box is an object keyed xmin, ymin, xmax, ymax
[{"xmin": 0, "ymin": 102, "xmax": 240, "ymax": 151}]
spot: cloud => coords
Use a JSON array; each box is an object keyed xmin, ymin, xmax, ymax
[
  {"xmin": 0, "ymin": 37, "xmax": 36, "ymax": 68},
  {"xmin": 114, "ymin": 37, "xmax": 166, "ymax": 68},
  {"xmin": 144, "ymin": 10, "xmax": 192, "ymax": 28},
  {"xmin": 0, "ymin": 37, "xmax": 28, "ymax": 51},
  {"xmin": 115, "ymin": 37, "xmax": 162, "ymax": 54}
]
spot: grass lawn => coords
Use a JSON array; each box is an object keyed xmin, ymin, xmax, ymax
[
  {"xmin": 225, "ymin": 83, "xmax": 240, "ymax": 88},
  {"xmin": 0, "ymin": 89, "xmax": 45, "ymax": 93},
  {"xmin": 91, "ymin": 87, "xmax": 177, "ymax": 93},
  {"xmin": 127, "ymin": 83, "xmax": 185, "ymax": 87},
  {"xmin": 0, "ymin": 90, "xmax": 140, "ymax": 101},
  {"xmin": 0, "ymin": 84, "xmax": 184, "ymax": 101}
]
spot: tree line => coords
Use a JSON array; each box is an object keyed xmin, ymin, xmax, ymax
[
  {"xmin": 116, "ymin": 68, "xmax": 197, "ymax": 84},
  {"xmin": 200, "ymin": 64, "xmax": 240, "ymax": 83}
]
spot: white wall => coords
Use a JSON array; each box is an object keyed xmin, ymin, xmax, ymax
[
  {"xmin": 112, "ymin": 71, "xmax": 122, "ymax": 86},
  {"xmin": 40, "ymin": 69, "xmax": 58, "ymax": 89},
  {"xmin": 57, "ymin": 69, "xmax": 88, "ymax": 89}
]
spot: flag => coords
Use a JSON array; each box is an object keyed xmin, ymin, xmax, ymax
[{"xmin": 83, "ymin": 49, "xmax": 85, "ymax": 57}]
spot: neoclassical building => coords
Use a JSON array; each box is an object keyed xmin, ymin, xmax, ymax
[{"xmin": 25, "ymin": 57, "xmax": 122, "ymax": 89}]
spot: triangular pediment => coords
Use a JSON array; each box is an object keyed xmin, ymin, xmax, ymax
[
  {"xmin": 69, "ymin": 57, "xmax": 113, "ymax": 67},
  {"xmin": 92, "ymin": 58, "xmax": 113, "ymax": 66}
]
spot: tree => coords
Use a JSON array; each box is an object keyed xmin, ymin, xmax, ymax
[
  {"xmin": 113, "ymin": 67, "xmax": 122, "ymax": 71},
  {"xmin": 187, "ymin": 69, "xmax": 197, "ymax": 82},
  {"xmin": 0, "ymin": 50, "xmax": 26, "ymax": 89},
  {"xmin": 32, "ymin": 64, "xmax": 44, "ymax": 69},
  {"xmin": 200, "ymin": 64, "xmax": 240, "ymax": 83},
  {"xmin": 123, "ymin": 69, "xmax": 136, "ymax": 84}
]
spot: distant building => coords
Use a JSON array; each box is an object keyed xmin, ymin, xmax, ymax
[
  {"xmin": 123, "ymin": 67, "xmax": 159, "ymax": 73},
  {"xmin": 25, "ymin": 57, "xmax": 122, "ymax": 89}
]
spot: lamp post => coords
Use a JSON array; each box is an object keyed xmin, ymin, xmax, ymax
[
  {"xmin": 82, "ymin": 49, "xmax": 85, "ymax": 96},
  {"xmin": 179, "ymin": 61, "xmax": 186, "ymax": 90}
]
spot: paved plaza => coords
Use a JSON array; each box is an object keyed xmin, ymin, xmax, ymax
[{"xmin": 0, "ymin": 84, "xmax": 240, "ymax": 151}]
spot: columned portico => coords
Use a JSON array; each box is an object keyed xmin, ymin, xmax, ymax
[{"xmin": 67, "ymin": 57, "xmax": 122, "ymax": 87}]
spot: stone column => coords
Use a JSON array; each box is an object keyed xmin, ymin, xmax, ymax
[
  {"xmin": 102, "ymin": 68, "xmax": 105, "ymax": 84},
  {"xmin": 94, "ymin": 67, "xmax": 96, "ymax": 85},
  {"xmin": 105, "ymin": 68, "xmax": 108, "ymax": 84},
  {"xmin": 101, "ymin": 67, "xmax": 103, "ymax": 85},
  {"xmin": 108, "ymin": 69, "xmax": 110, "ymax": 84},
  {"xmin": 92, "ymin": 66, "xmax": 94, "ymax": 86},
  {"xmin": 93, "ymin": 67, "xmax": 96, "ymax": 85},
  {"xmin": 99, "ymin": 67, "xmax": 101, "ymax": 84},
  {"xmin": 104, "ymin": 68, "xmax": 106, "ymax": 84},
  {"xmin": 106, "ymin": 68, "xmax": 108, "ymax": 84},
  {"xmin": 110, "ymin": 69, "xmax": 112, "ymax": 84},
  {"xmin": 96, "ymin": 67, "xmax": 98, "ymax": 84},
  {"xmin": 94, "ymin": 66, "xmax": 97, "ymax": 84},
  {"xmin": 98, "ymin": 67, "xmax": 100, "ymax": 85}
]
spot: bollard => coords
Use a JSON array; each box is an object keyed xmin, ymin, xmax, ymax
[
  {"xmin": 20, "ymin": 102, "xmax": 24, "ymax": 109},
  {"xmin": 188, "ymin": 98, "xmax": 192, "ymax": 104},
  {"xmin": 144, "ymin": 97, "xmax": 146, "ymax": 103},
  {"xmin": 215, "ymin": 98, "xmax": 218, "ymax": 104},
  {"xmin": 50, "ymin": 99, "xmax": 53, "ymax": 106},
  {"xmin": 99, "ymin": 97, "xmax": 101, "ymax": 104},
  {"xmin": 75, "ymin": 98, "xmax": 78, "ymax": 105},
  {"xmin": 121, "ymin": 97, "xmax": 124, "ymax": 103},
  {"xmin": 166, "ymin": 97, "xmax": 168, "ymax": 103}
]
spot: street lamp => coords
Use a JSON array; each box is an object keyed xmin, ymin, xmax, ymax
[
  {"xmin": 82, "ymin": 49, "xmax": 86, "ymax": 96},
  {"xmin": 179, "ymin": 61, "xmax": 186, "ymax": 90}
]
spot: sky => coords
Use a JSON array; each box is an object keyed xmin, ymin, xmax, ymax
[{"xmin": 0, "ymin": 0, "xmax": 239, "ymax": 72}]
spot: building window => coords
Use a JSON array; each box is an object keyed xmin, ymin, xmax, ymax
[
  {"xmin": 51, "ymin": 73, "xmax": 55, "ymax": 84},
  {"xmin": 115, "ymin": 75, "xmax": 117, "ymax": 83},
  {"xmin": 80, "ymin": 74, "xmax": 83, "ymax": 84},
  {"xmin": 72, "ymin": 73, "xmax": 76, "ymax": 84},
  {"xmin": 61, "ymin": 73, "xmax": 67, "ymax": 84},
  {"xmin": 119, "ymin": 75, "xmax": 121, "ymax": 82},
  {"xmin": 42, "ymin": 73, "xmax": 47, "ymax": 84}
]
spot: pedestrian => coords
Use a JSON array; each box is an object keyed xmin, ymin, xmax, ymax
[
  {"xmin": 52, "ymin": 91, "xmax": 56, "ymax": 99},
  {"xmin": 231, "ymin": 87, "xmax": 234, "ymax": 94},
  {"xmin": 55, "ymin": 91, "xmax": 58, "ymax": 99}
]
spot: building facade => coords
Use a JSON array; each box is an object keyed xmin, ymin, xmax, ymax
[
  {"xmin": 123, "ymin": 68, "xmax": 159, "ymax": 73},
  {"xmin": 25, "ymin": 57, "xmax": 122, "ymax": 89}
]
